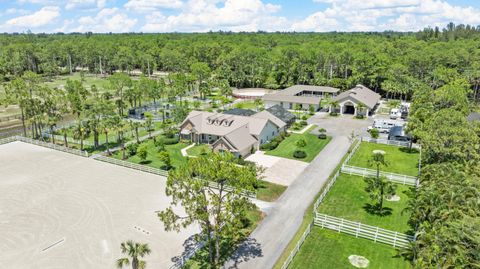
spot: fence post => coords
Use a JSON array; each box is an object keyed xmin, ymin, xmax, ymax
[
  {"xmin": 356, "ymin": 222, "xmax": 360, "ymax": 238},
  {"xmin": 374, "ymin": 226, "xmax": 379, "ymax": 242},
  {"xmin": 393, "ymin": 232, "xmax": 398, "ymax": 248}
]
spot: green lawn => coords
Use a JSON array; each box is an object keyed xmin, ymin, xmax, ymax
[
  {"xmin": 289, "ymin": 228, "xmax": 411, "ymax": 269},
  {"xmin": 256, "ymin": 180, "xmax": 287, "ymax": 202},
  {"xmin": 186, "ymin": 144, "xmax": 212, "ymax": 157},
  {"xmin": 113, "ymin": 139, "xmax": 189, "ymax": 169},
  {"xmin": 265, "ymin": 132, "xmax": 331, "ymax": 162},
  {"xmin": 234, "ymin": 100, "xmax": 261, "ymax": 111},
  {"xmin": 349, "ymin": 142, "xmax": 420, "ymax": 176},
  {"xmin": 44, "ymin": 73, "xmax": 111, "ymax": 91},
  {"xmin": 318, "ymin": 174, "xmax": 413, "ymax": 233}
]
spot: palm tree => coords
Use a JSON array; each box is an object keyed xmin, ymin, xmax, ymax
[
  {"xmin": 129, "ymin": 120, "xmax": 142, "ymax": 144},
  {"xmin": 365, "ymin": 151, "xmax": 396, "ymax": 213},
  {"xmin": 116, "ymin": 241, "xmax": 151, "ymax": 269},
  {"xmin": 356, "ymin": 102, "xmax": 367, "ymax": 118},
  {"xmin": 328, "ymin": 99, "xmax": 339, "ymax": 114}
]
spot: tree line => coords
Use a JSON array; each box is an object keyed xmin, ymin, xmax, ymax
[
  {"xmin": 1, "ymin": 24, "xmax": 480, "ymax": 101},
  {"xmin": 405, "ymin": 73, "xmax": 480, "ymax": 268}
]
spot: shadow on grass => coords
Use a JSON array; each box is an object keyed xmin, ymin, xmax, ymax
[
  {"xmin": 398, "ymin": 147, "xmax": 419, "ymax": 154},
  {"xmin": 139, "ymin": 160, "xmax": 152, "ymax": 165},
  {"xmin": 363, "ymin": 203, "xmax": 393, "ymax": 217}
]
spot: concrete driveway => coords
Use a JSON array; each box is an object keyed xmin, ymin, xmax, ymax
[
  {"xmin": 246, "ymin": 152, "xmax": 308, "ymax": 186},
  {"xmin": 308, "ymin": 112, "xmax": 373, "ymax": 137}
]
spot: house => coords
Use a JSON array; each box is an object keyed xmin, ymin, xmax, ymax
[
  {"xmin": 180, "ymin": 110, "xmax": 286, "ymax": 157},
  {"xmin": 331, "ymin": 85, "xmax": 381, "ymax": 117},
  {"xmin": 266, "ymin": 105, "xmax": 296, "ymax": 127},
  {"xmin": 467, "ymin": 112, "xmax": 480, "ymax": 122},
  {"xmin": 263, "ymin": 85, "xmax": 340, "ymax": 111}
]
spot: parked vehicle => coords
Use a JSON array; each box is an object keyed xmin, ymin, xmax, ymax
[
  {"xmin": 388, "ymin": 126, "xmax": 412, "ymax": 142},
  {"xmin": 389, "ymin": 108, "xmax": 401, "ymax": 119},
  {"xmin": 367, "ymin": 120, "xmax": 402, "ymax": 134}
]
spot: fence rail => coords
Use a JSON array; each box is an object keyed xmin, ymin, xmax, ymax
[
  {"xmin": 92, "ymin": 155, "xmax": 257, "ymax": 198},
  {"xmin": 280, "ymin": 222, "xmax": 313, "ymax": 269},
  {"xmin": 361, "ymin": 137, "xmax": 420, "ymax": 149},
  {"xmin": 341, "ymin": 165, "xmax": 418, "ymax": 186},
  {"xmin": 1, "ymin": 136, "xmax": 89, "ymax": 157},
  {"xmin": 314, "ymin": 170, "xmax": 340, "ymax": 212},
  {"xmin": 314, "ymin": 213, "xmax": 414, "ymax": 249},
  {"xmin": 93, "ymin": 155, "xmax": 169, "ymax": 177}
]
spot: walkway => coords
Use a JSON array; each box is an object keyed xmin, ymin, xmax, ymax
[{"xmin": 225, "ymin": 135, "xmax": 351, "ymax": 269}]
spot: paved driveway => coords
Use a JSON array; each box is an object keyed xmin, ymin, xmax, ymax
[
  {"xmin": 246, "ymin": 152, "xmax": 308, "ymax": 186},
  {"xmin": 308, "ymin": 112, "xmax": 373, "ymax": 137},
  {"xmin": 226, "ymin": 136, "xmax": 351, "ymax": 269}
]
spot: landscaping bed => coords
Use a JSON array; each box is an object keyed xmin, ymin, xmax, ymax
[
  {"xmin": 317, "ymin": 174, "xmax": 413, "ymax": 233},
  {"xmin": 265, "ymin": 130, "xmax": 331, "ymax": 162},
  {"xmin": 348, "ymin": 142, "xmax": 420, "ymax": 176},
  {"xmin": 288, "ymin": 228, "xmax": 411, "ymax": 269}
]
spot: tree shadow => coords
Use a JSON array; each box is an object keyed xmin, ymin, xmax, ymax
[
  {"xmin": 170, "ymin": 234, "xmax": 200, "ymax": 268},
  {"xmin": 399, "ymin": 147, "xmax": 419, "ymax": 154},
  {"xmin": 224, "ymin": 237, "xmax": 263, "ymax": 269},
  {"xmin": 363, "ymin": 203, "xmax": 393, "ymax": 216},
  {"xmin": 139, "ymin": 160, "xmax": 152, "ymax": 165}
]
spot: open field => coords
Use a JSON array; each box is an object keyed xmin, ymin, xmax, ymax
[
  {"xmin": 317, "ymin": 174, "xmax": 413, "ymax": 233},
  {"xmin": 348, "ymin": 142, "xmax": 420, "ymax": 176},
  {"xmin": 265, "ymin": 131, "xmax": 331, "ymax": 162},
  {"xmin": 288, "ymin": 228, "xmax": 411, "ymax": 269},
  {"xmin": 0, "ymin": 141, "xmax": 198, "ymax": 269}
]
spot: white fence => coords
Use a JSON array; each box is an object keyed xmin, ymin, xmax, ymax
[
  {"xmin": 92, "ymin": 155, "xmax": 257, "ymax": 198},
  {"xmin": 314, "ymin": 170, "xmax": 340, "ymax": 212},
  {"xmin": 314, "ymin": 213, "xmax": 414, "ymax": 249},
  {"xmin": 361, "ymin": 137, "xmax": 420, "ymax": 149},
  {"xmin": 341, "ymin": 165, "xmax": 418, "ymax": 186},
  {"xmin": 1, "ymin": 136, "xmax": 89, "ymax": 157},
  {"xmin": 280, "ymin": 222, "xmax": 313, "ymax": 269},
  {"xmin": 93, "ymin": 155, "xmax": 169, "ymax": 177}
]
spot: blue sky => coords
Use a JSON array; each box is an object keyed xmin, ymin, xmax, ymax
[{"xmin": 1, "ymin": 0, "xmax": 480, "ymax": 33}]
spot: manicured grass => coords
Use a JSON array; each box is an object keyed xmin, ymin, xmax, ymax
[
  {"xmin": 318, "ymin": 174, "xmax": 413, "ymax": 233},
  {"xmin": 256, "ymin": 180, "xmax": 287, "ymax": 202},
  {"xmin": 186, "ymin": 144, "xmax": 211, "ymax": 157},
  {"xmin": 44, "ymin": 73, "xmax": 111, "ymax": 91},
  {"xmin": 349, "ymin": 142, "xmax": 420, "ymax": 176},
  {"xmin": 113, "ymin": 138, "xmax": 189, "ymax": 169},
  {"xmin": 289, "ymin": 228, "xmax": 411, "ymax": 269},
  {"xmin": 234, "ymin": 100, "xmax": 261, "ymax": 111},
  {"xmin": 265, "ymin": 132, "xmax": 331, "ymax": 162}
]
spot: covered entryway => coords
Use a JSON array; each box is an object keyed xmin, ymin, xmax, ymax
[{"xmin": 342, "ymin": 101, "xmax": 356, "ymax": 115}]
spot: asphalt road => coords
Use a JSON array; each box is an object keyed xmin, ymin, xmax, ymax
[{"xmin": 225, "ymin": 135, "xmax": 351, "ymax": 269}]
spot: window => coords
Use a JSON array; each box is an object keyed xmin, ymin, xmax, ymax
[{"xmin": 272, "ymin": 131, "xmax": 275, "ymax": 136}]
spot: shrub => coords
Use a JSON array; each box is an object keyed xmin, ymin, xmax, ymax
[
  {"xmin": 370, "ymin": 128, "xmax": 380, "ymax": 139},
  {"xmin": 260, "ymin": 143, "xmax": 271, "ymax": 150},
  {"xmin": 318, "ymin": 128, "xmax": 326, "ymax": 133},
  {"xmin": 301, "ymin": 115, "xmax": 308, "ymax": 120},
  {"xmin": 154, "ymin": 139, "xmax": 165, "ymax": 152},
  {"xmin": 293, "ymin": 150, "xmax": 307, "ymax": 159},
  {"xmin": 137, "ymin": 144, "xmax": 149, "ymax": 162},
  {"xmin": 127, "ymin": 143, "xmax": 139, "ymax": 157},
  {"xmin": 330, "ymin": 112, "xmax": 338, "ymax": 116},
  {"xmin": 299, "ymin": 120, "xmax": 308, "ymax": 126},
  {"xmin": 163, "ymin": 136, "xmax": 179, "ymax": 145},
  {"xmin": 318, "ymin": 133, "xmax": 327, "ymax": 139}
]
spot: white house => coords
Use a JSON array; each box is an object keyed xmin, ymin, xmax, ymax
[
  {"xmin": 263, "ymin": 85, "xmax": 340, "ymax": 111},
  {"xmin": 331, "ymin": 85, "xmax": 381, "ymax": 117}
]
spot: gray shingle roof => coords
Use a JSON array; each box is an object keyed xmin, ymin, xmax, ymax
[
  {"xmin": 223, "ymin": 108, "xmax": 256, "ymax": 117},
  {"xmin": 262, "ymin": 84, "xmax": 340, "ymax": 104},
  {"xmin": 333, "ymin": 84, "xmax": 381, "ymax": 109},
  {"xmin": 266, "ymin": 105, "xmax": 296, "ymax": 124}
]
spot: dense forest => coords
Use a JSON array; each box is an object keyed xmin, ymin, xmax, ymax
[{"xmin": 1, "ymin": 23, "xmax": 480, "ymax": 101}]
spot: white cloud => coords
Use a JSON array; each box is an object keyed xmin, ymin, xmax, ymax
[
  {"xmin": 292, "ymin": 0, "xmax": 480, "ymax": 32},
  {"xmin": 141, "ymin": 0, "xmax": 288, "ymax": 32},
  {"xmin": 66, "ymin": 0, "xmax": 107, "ymax": 10},
  {"xmin": 124, "ymin": 0, "xmax": 184, "ymax": 12},
  {"xmin": 72, "ymin": 8, "xmax": 137, "ymax": 33},
  {"xmin": 6, "ymin": 6, "xmax": 60, "ymax": 28}
]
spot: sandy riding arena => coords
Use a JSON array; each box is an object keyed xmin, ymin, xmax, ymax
[
  {"xmin": 232, "ymin": 88, "xmax": 274, "ymax": 99},
  {"xmin": 0, "ymin": 141, "xmax": 198, "ymax": 269}
]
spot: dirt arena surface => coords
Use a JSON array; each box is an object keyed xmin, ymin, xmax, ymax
[{"xmin": 0, "ymin": 141, "xmax": 198, "ymax": 269}]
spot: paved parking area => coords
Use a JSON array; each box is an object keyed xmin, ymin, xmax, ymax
[
  {"xmin": 0, "ymin": 141, "xmax": 198, "ymax": 269},
  {"xmin": 246, "ymin": 151, "xmax": 308, "ymax": 186},
  {"xmin": 308, "ymin": 112, "xmax": 373, "ymax": 137}
]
